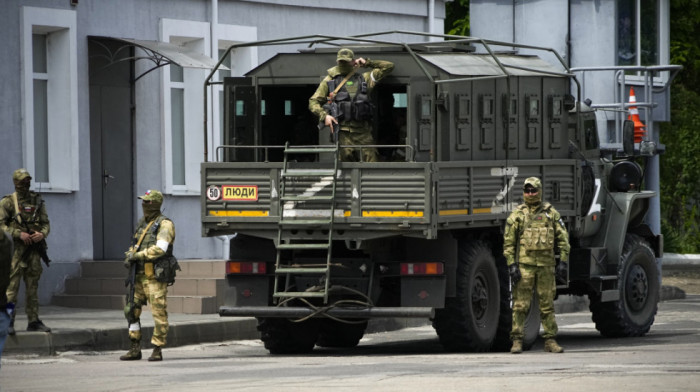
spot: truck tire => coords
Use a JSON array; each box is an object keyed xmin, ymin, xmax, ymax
[
  {"xmin": 589, "ymin": 234, "xmax": 659, "ymax": 337},
  {"xmin": 432, "ymin": 240, "xmax": 501, "ymax": 352},
  {"xmin": 316, "ymin": 319, "xmax": 368, "ymax": 348},
  {"xmin": 491, "ymin": 255, "xmax": 515, "ymax": 352},
  {"xmin": 521, "ymin": 290, "xmax": 541, "ymax": 350},
  {"xmin": 491, "ymin": 262, "xmax": 540, "ymax": 352},
  {"xmin": 257, "ymin": 317, "xmax": 320, "ymax": 354}
]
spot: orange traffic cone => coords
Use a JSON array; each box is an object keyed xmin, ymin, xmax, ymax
[{"xmin": 627, "ymin": 87, "xmax": 646, "ymax": 143}]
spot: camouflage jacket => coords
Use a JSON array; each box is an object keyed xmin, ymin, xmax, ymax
[
  {"xmin": 503, "ymin": 202, "xmax": 570, "ymax": 267},
  {"xmin": 309, "ymin": 59, "xmax": 394, "ymax": 131},
  {"xmin": 0, "ymin": 232, "xmax": 12, "ymax": 307},
  {"xmin": 0, "ymin": 191, "xmax": 50, "ymax": 242},
  {"xmin": 129, "ymin": 214, "xmax": 175, "ymax": 262}
]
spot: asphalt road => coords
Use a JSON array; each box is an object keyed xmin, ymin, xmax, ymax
[{"xmin": 2, "ymin": 295, "xmax": 699, "ymax": 392}]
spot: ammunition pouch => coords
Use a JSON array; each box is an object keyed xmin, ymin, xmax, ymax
[{"xmin": 154, "ymin": 255, "xmax": 181, "ymax": 286}]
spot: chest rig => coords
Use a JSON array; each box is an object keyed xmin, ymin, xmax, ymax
[
  {"xmin": 134, "ymin": 215, "xmax": 173, "ymax": 258},
  {"xmin": 327, "ymin": 73, "xmax": 373, "ymax": 122},
  {"xmin": 518, "ymin": 204, "xmax": 555, "ymax": 251}
]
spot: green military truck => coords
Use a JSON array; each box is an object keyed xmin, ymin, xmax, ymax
[{"xmin": 201, "ymin": 32, "xmax": 666, "ymax": 354}]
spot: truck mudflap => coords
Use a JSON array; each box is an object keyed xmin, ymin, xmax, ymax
[{"xmin": 219, "ymin": 306, "xmax": 435, "ymax": 319}]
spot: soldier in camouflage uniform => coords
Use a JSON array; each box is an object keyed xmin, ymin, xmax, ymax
[
  {"xmin": 0, "ymin": 232, "xmax": 13, "ymax": 365},
  {"xmin": 0, "ymin": 169, "xmax": 51, "ymax": 334},
  {"xmin": 120, "ymin": 190, "xmax": 175, "ymax": 362},
  {"xmin": 503, "ymin": 177, "xmax": 570, "ymax": 354},
  {"xmin": 309, "ymin": 48, "xmax": 394, "ymax": 162}
]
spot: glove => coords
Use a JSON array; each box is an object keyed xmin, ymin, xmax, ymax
[
  {"xmin": 123, "ymin": 251, "xmax": 138, "ymax": 268},
  {"xmin": 556, "ymin": 261, "xmax": 568, "ymax": 283},
  {"xmin": 6, "ymin": 302, "xmax": 15, "ymax": 317},
  {"xmin": 509, "ymin": 263, "xmax": 521, "ymax": 284}
]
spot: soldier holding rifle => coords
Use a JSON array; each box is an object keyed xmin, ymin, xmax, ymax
[{"xmin": 0, "ymin": 168, "xmax": 51, "ymax": 334}]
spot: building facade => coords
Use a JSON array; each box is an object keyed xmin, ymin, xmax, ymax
[
  {"xmin": 471, "ymin": 0, "xmax": 675, "ymax": 238},
  {"xmin": 0, "ymin": 0, "xmax": 447, "ymax": 304}
]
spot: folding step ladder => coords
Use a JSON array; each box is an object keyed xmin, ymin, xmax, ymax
[{"xmin": 273, "ymin": 142, "xmax": 340, "ymax": 304}]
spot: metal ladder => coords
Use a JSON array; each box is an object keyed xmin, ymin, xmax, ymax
[{"xmin": 273, "ymin": 142, "xmax": 340, "ymax": 304}]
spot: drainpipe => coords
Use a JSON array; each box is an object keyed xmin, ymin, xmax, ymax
[
  {"xmin": 428, "ymin": 0, "xmax": 435, "ymax": 41},
  {"xmin": 210, "ymin": 0, "xmax": 218, "ymax": 154},
  {"xmin": 216, "ymin": 234, "xmax": 233, "ymax": 260}
]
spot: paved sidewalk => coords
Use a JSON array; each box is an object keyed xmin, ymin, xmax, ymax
[
  {"xmin": 1, "ymin": 297, "xmax": 589, "ymax": 356},
  {"xmin": 1, "ymin": 281, "xmax": 686, "ymax": 357},
  {"xmin": 3, "ymin": 307, "xmax": 260, "ymax": 356}
]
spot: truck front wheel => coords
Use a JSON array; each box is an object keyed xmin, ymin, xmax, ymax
[
  {"xmin": 589, "ymin": 234, "xmax": 659, "ymax": 337},
  {"xmin": 432, "ymin": 240, "xmax": 500, "ymax": 352}
]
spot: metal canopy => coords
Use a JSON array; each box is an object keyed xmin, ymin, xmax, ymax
[
  {"xmin": 90, "ymin": 36, "xmax": 226, "ymax": 82},
  {"xmin": 418, "ymin": 53, "xmax": 565, "ymax": 77}
]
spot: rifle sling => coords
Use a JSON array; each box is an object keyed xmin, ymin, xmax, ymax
[
  {"xmin": 134, "ymin": 220, "xmax": 156, "ymax": 251},
  {"xmin": 329, "ymin": 67, "xmax": 358, "ymax": 100},
  {"xmin": 11, "ymin": 192, "xmax": 22, "ymax": 225}
]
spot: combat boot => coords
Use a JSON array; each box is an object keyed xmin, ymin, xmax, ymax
[
  {"xmin": 27, "ymin": 319, "xmax": 51, "ymax": 332},
  {"xmin": 120, "ymin": 340, "xmax": 142, "ymax": 360},
  {"xmin": 544, "ymin": 339, "xmax": 564, "ymax": 353},
  {"xmin": 510, "ymin": 340, "xmax": 523, "ymax": 354},
  {"xmin": 148, "ymin": 346, "xmax": 162, "ymax": 362}
]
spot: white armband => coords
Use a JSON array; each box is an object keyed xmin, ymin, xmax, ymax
[{"xmin": 156, "ymin": 239, "xmax": 170, "ymax": 252}]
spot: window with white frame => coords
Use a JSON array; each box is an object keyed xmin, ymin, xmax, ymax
[
  {"xmin": 161, "ymin": 20, "xmax": 257, "ymax": 193},
  {"xmin": 161, "ymin": 19, "xmax": 210, "ymax": 195},
  {"xmin": 617, "ymin": 0, "xmax": 669, "ymax": 71},
  {"xmin": 21, "ymin": 7, "xmax": 78, "ymax": 192}
]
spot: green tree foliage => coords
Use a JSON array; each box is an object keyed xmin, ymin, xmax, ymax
[
  {"xmin": 660, "ymin": 85, "xmax": 700, "ymax": 252},
  {"xmin": 660, "ymin": 0, "xmax": 700, "ymax": 252},
  {"xmin": 445, "ymin": 0, "xmax": 469, "ymax": 36}
]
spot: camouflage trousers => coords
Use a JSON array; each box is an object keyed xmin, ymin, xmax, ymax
[
  {"xmin": 128, "ymin": 273, "xmax": 169, "ymax": 347},
  {"xmin": 510, "ymin": 263, "xmax": 558, "ymax": 340},
  {"xmin": 339, "ymin": 130, "xmax": 379, "ymax": 162},
  {"xmin": 5, "ymin": 250, "xmax": 43, "ymax": 323}
]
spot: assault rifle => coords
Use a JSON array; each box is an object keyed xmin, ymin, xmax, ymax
[
  {"xmin": 322, "ymin": 95, "xmax": 340, "ymax": 143},
  {"xmin": 16, "ymin": 200, "xmax": 51, "ymax": 268},
  {"xmin": 124, "ymin": 260, "xmax": 138, "ymax": 325}
]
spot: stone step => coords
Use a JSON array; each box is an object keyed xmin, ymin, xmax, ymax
[
  {"xmin": 79, "ymin": 260, "xmax": 226, "ymax": 278},
  {"xmin": 51, "ymin": 259, "xmax": 228, "ymax": 314},
  {"xmin": 63, "ymin": 277, "xmax": 225, "ymax": 297},
  {"xmin": 51, "ymin": 294, "xmax": 218, "ymax": 314}
]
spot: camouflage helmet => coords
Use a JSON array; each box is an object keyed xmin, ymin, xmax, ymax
[
  {"xmin": 12, "ymin": 168, "xmax": 32, "ymax": 182},
  {"xmin": 137, "ymin": 189, "xmax": 163, "ymax": 204},
  {"xmin": 336, "ymin": 48, "xmax": 354, "ymax": 63},
  {"xmin": 523, "ymin": 177, "xmax": 542, "ymax": 191}
]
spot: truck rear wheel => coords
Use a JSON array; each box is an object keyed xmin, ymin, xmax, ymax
[
  {"xmin": 589, "ymin": 234, "xmax": 659, "ymax": 337},
  {"xmin": 257, "ymin": 317, "xmax": 320, "ymax": 354},
  {"xmin": 432, "ymin": 240, "xmax": 500, "ymax": 352},
  {"xmin": 316, "ymin": 319, "xmax": 368, "ymax": 348},
  {"xmin": 491, "ymin": 265, "xmax": 540, "ymax": 352}
]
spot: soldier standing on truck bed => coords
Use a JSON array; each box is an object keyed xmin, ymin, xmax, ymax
[
  {"xmin": 0, "ymin": 168, "xmax": 51, "ymax": 335},
  {"xmin": 503, "ymin": 177, "xmax": 570, "ymax": 354},
  {"xmin": 309, "ymin": 48, "xmax": 394, "ymax": 162}
]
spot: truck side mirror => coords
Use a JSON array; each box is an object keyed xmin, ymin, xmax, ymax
[{"xmin": 622, "ymin": 120, "xmax": 635, "ymax": 156}]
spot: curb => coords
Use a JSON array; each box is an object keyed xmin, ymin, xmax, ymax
[
  {"xmin": 663, "ymin": 253, "xmax": 700, "ymax": 266},
  {"xmin": 3, "ymin": 318, "xmax": 259, "ymax": 356}
]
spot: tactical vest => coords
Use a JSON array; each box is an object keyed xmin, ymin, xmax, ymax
[
  {"xmin": 134, "ymin": 215, "xmax": 174, "ymax": 258},
  {"xmin": 327, "ymin": 73, "xmax": 373, "ymax": 122},
  {"xmin": 518, "ymin": 203, "xmax": 556, "ymax": 252},
  {"xmin": 4, "ymin": 192, "xmax": 43, "ymax": 231}
]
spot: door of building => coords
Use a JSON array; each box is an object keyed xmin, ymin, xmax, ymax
[{"xmin": 89, "ymin": 38, "xmax": 134, "ymax": 259}]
